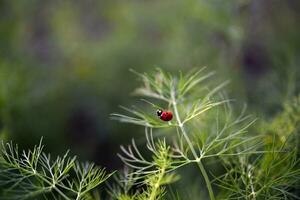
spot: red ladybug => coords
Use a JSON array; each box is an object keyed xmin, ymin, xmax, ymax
[{"xmin": 156, "ymin": 109, "xmax": 173, "ymax": 121}]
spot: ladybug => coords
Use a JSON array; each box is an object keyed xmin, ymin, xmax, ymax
[{"xmin": 156, "ymin": 109, "xmax": 173, "ymax": 121}]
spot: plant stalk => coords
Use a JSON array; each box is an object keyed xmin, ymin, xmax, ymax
[
  {"xmin": 149, "ymin": 166, "xmax": 166, "ymax": 200},
  {"xmin": 171, "ymin": 86, "xmax": 215, "ymax": 200}
]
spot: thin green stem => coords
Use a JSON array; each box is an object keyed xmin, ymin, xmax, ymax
[
  {"xmin": 196, "ymin": 161, "xmax": 215, "ymax": 200},
  {"xmin": 149, "ymin": 166, "xmax": 166, "ymax": 200},
  {"xmin": 171, "ymin": 85, "xmax": 215, "ymax": 200}
]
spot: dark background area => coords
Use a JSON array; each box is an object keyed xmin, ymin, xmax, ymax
[{"xmin": 0, "ymin": 0, "xmax": 299, "ymax": 170}]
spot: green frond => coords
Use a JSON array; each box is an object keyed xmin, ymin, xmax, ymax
[
  {"xmin": 112, "ymin": 68, "xmax": 300, "ymax": 200},
  {"xmin": 113, "ymin": 128, "xmax": 182, "ymax": 200},
  {"xmin": 118, "ymin": 128, "xmax": 186, "ymax": 180},
  {"xmin": 265, "ymin": 94, "xmax": 300, "ymax": 148},
  {"xmin": 216, "ymin": 148, "xmax": 300, "ymax": 199},
  {"xmin": 111, "ymin": 105, "xmax": 177, "ymax": 128},
  {"xmin": 0, "ymin": 139, "xmax": 113, "ymax": 200},
  {"xmin": 130, "ymin": 68, "xmax": 172, "ymax": 103}
]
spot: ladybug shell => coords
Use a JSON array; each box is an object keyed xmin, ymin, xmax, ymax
[{"xmin": 160, "ymin": 111, "xmax": 173, "ymax": 121}]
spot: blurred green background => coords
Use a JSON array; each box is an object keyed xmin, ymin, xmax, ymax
[{"xmin": 0, "ymin": 0, "xmax": 299, "ymax": 169}]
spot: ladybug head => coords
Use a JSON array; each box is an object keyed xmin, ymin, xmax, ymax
[{"xmin": 156, "ymin": 109, "xmax": 162, "ymax": 116}]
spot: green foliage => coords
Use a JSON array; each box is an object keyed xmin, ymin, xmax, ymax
[
  {"xmin": 216, "ymin": 150, "xmax": 300, "ymax": 199},
  {"xmin": 1, "ymin": 69, "xmax": 299, "ymax": 200},
  {"xmin": 1, "ymin": 1, "xmax": 300, "ymax": 199},
  {"xmin": 1, "ymin": 0, "xmax": 300, "ymax": 173},
  {"xmin": 216, "ymin": 95, "xmax": 300, "ymax": 199},
  {"xmin": 266, "ymin": 95, "xmax": 300, "ymax": 148},
  {"xmin": 109, "ymin": 135, "xmax": 179, "ymax": 200},
  {"xmin": 111, "ymin": 68, "xmax": 297, "ymax": 200},
  {"xmin": 0, "ymin": 139, "xmax": 113, "ymax": 200}
]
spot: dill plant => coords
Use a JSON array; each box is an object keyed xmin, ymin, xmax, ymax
[
  {"xmin": 0, "ymin": 139, "xmax": 113, "ymax": 200},
  {"xmin": 111, "ymin": 68, "xmax": 300, "ymax": 200},
  {"xmin": 0, "ymin": 68, "xmax": 299, "ymax": 200}
]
